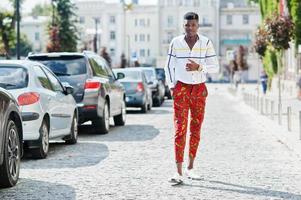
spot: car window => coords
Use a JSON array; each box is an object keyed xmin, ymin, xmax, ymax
[
  {"xmin": 105, "ymin": 64, "xmax": 116, "ymax": 79},
  {"xmin": 114, "ymin": 70, "xmax": 141, "ymax": 81},
  {"xmin": 29, "ymin": 56, "xmax": 87, "ymax": 76},
  {"xmin": 88, "ymin": 57, "xmax": 108, "ymax": 77},
  {"xmin": 0, "ymin": 66, "xmax": 28, "ymax": 89},
  {"xmin": 33, "ymin": 65, "xmax": 53, "ymax": 90},
  {"xmin": 142, "ymin": 69, "xmax": 156, "ymax": 82},
  {"xmin": 43, "ymin": 67, "xmax": 64, "ymax": 92}
]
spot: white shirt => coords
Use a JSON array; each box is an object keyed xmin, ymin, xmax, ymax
[{"xmin": 164, "ymin": 34, "xmax": 219, "ymax": 89}]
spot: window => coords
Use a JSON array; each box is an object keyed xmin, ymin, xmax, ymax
[
  {"xmin": 110, "ymin": 48, "xmax": 115, "ymax": 56},
  {"xmin": 135, "ymin": 19, "xmax": 138, "ymax": 26},
  {"xmin": 139, "ymin": 19, "xmax": 145, "ymax": 27},
  {"xmin": 43, "ymin": 67, "xmax": 64, "ymax": 92},
  {"xmin": 35, "ymin": 32, "xmax": 40, "ymax": 41},
  {"xmin": 110, "ymin": 31, "xmax": 116, "ymax": 40},
  {"xmin": 167, "ymin": 32, "xmax": 173, "ymax": 43},
  {"xmin": 167, "ymin": 16, "xmax": 173, "ymax": 27},
  {"xmin": 140, "ymin": 49, "xmax": 145, "ymax": 57},
  {"xmin": 243, "ymin": 14, "xmax": 249, "ymax": 24},
  {"xmin": 135, "ymin": 34, "xmax": 138, "ymax": 42},
  {"xmin": 79, "ymin": 16, "xmax": 85, "ymax": 24},
  {"xmin": 0, "ymin": 67, "xmax": 28, "ymax": 89},
  {"xmin": 140, "ymin": 34, "xmax": 145, "ymax": 42},
  {"xmin": 147, "ymin": 18, "xmax": 150, "ymax": 27},
  {"xmin": 147, "ymin": 49, "xmax": 150, "ymax": 57},
  {"xmin": 226, "ymin": 15, "xmax": 232, "ymax": 25},
  {"xmin": 109, "ymin": 16, "xmax": 116, "ymax": 24},
  {"xmin": 89, "ymin": 56, "xmax": 108, "ymax": 77},
  {"xmin": 33, "ymin": 66, "xmax": 52, "ymax": 90},
  {"xmin": 147, "ymin": 34, "xmax": 150, "ymax": 42}
]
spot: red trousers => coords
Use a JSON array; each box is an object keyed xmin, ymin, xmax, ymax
[{"xmin": 173, "ymin": 81, "xmax": 207, "ymax": 163}]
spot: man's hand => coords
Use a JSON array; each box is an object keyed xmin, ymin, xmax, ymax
[{"xmin": 186, "ymin": 59, "xmax": 202, "ymax": 71}]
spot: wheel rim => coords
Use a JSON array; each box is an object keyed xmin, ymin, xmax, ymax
[
  {"xmin": 122, "ymin": 101, "xmax": 126, "ymax": 122},
  {"xmin": 105, "ymin": 104, "xmax": 109, "ymax": 130},
  {"xmin": 73, "ymin": 117, "xmax": 78, "ymax": 139},
  {"xmin": 7, "ymin": 123, "xmax": 20, "ymax": 180},
  {"xmin": 41, "ymin": 123, "xmax": 49, "ymax": 154}
]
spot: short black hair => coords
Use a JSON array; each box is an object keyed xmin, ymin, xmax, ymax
[{"xmin": 184, "ymin": 12, "xmax": 199, "ymax": 21}]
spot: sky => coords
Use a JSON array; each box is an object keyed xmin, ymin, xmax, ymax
[{"xmin": 0, "ymin": 0, "xmax": 158, "ymax": 14}]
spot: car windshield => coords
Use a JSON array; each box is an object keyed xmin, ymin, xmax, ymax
[
  {"xmin": 115, "ymin": 70, "xmax": 142, "ymax": 81},
  {"xmin": 142, "ymin": 69, "xmax": 156, "ymax": 82},
  {"xmin": 155, "ymin": 69, "xmax": 165, "ymax": 80},
  {"xmin": 29, "ymin": 56, "xmax": 86, "ymax": 76},
  {"xmin": 0, "ymin": 66, "xmax": 28, "ymax": 89}
]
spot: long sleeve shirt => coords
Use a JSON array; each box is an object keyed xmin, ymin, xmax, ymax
[{"xmin": 164, "ymin": 34, "xmax": 219, "ymax": 89}]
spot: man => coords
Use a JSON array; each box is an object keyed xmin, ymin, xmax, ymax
[{"xmin": 164, "ymin": 12, "xmax": 219, "ymax": 184}]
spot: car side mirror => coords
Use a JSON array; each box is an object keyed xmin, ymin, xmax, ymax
[
  {"xmin": 116, "ymin": 72, "xmax": 125, "ymax": 80},
  {"xmin": 62, "ymin": 82, "xmax": 74, "ymax": 95}
]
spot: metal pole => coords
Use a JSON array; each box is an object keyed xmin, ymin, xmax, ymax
[
  {"xmin": 127, "ymin": 35, "xmax": 130, "ymax": 67},
  {"xmin": 260, "ymin": 97, "xmax": 264, "ymax": 114},
  {"xmin": 271, "ymin": 100, "xmax": 274, "ymax": 120},
  {"xmin": 265, "ymin": 99, "xmax": 268, "ymax": 115},
  {"xmin": 16, "ymin": 0, "xmax": 20, "ymax": 59},
  {"xmin": 287, "ymin": 107, "xmax": 292, "ymax": 132},
  {"xmin": 278, "ymin": 103, "xmax": 282, "ymax": 125},
  {"xmin": 299, "ymin": 111, "xmax": 301, "ymax": 140}
]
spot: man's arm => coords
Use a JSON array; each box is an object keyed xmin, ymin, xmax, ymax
[
  {"xmin": 164, "ymin": 41, "xmax": 176, "ymax": 89},
  {"xmin": 202, "ymin": 40, "xmax": 219, "ymax": 74}
]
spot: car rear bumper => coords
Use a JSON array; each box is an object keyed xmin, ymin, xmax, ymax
[
  {"xmin": 77, "ymin": 103, "xmax": 98, "ymax": 124},
  {"xmin": 125, "ymin": 93, "xmax": 146, "ymax": 107}
]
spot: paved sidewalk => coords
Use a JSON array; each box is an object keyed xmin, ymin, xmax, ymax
[{"xmin": 229, "ymin": 83, "xmax": 301, "ymax": 158}]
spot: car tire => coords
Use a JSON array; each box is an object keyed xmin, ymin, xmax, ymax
[
  {"xmin": 153, "ymin": 97, "xmax": 161, "ymax": 107},
  {"xmin": 93, "ymin": 101, "xmax": 109, "ymax": 134},
  {"xmin": 141, "ymin": 102, "xmax": 147, "ymax": 113},
  {"xmin": 0, "ymin": 120, "xmax": 21, "ymax": 188},
  {"xmin": 64, "ymin": 114, "xmax": 78, "ymax": 144},
  {"xmin": 113, "ymin": 100, "xmax": 126, "ymax": 126},
  {"xmin": 31, "ymin": 120, "xmax": 49, "ymax": 159}
]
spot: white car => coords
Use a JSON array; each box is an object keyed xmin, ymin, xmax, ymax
[{"xmin": 0, "ymin": 60, "xmax": 78, "ymax": 159}]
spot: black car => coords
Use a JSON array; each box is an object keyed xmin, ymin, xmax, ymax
[
  {"xmin": 0, "ymin": 88, "xmax": 23, "ymax": 188},
  {"xmin": 27, "ymin": 51, "xmax": 126, "ymax": 134},
  {"xmin": 155, "ymin": 68, "xmax": 172, "ymax": 99}
]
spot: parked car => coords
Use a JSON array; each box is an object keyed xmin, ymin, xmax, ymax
[
  {"xmin": 0, "ymin": 88, "xmax": 23, "ymax": 188},
  {"xmin": 27, "ymin": 51, "xmax": 126, "ymax": 133},
  {"xmin": 140, "ymin": 67, "xmax": 165, "ymax": 106},
  {"xmin": 0, "ymin": 60, "xmax": 78, "ymax": 159},
  {"xmin": 155, "ymin": 68, "xmax": 172, "ymax": 99},
  {"xmin": 113, "ymin": 68, "xmax": 152, "ymax": 113}
]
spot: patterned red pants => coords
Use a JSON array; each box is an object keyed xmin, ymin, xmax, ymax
[{"xmin": 173, "ymin": 81, "xmax": 207, "ymax": 163}]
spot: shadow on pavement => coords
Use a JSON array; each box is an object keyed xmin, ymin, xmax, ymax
[
  {"xmin": 79, "ymin": 124, "xmax": 160, "ymax": 142},
  {"xmin": 126, "ymin": 109, "xmax": 172, "ymax": 115},
  {"xmin": 0, "ymin": 179, "xmax": 76, "ymax": 200},
  {"xmin": 180, "ymin": 179, "xmax": 301, "ymax": 199},
  {"xmin": 22, "ymin": 142, "xmax": 109, "ymax": 169}
]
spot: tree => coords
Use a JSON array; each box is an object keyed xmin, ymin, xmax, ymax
[
  {"xmin": 0, "ymin": 11, "xmax": 15, "ymax": 58},
  {"xmin": 287, "ymin": 0, "xmax": 301, "ymax": 50},
  {"xmin": 236, "ymin": 45, "xmax": 248, "ymax": 70},
  {"xmin": 46, "ymin": 0, "xmax": 78, "ymax": 52},
  {"xmin": 10, "ymin": 34, "xmax": 32, "ymax": 57}
]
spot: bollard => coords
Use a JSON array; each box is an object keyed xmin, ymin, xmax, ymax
[
  {"xmin": 265, "ymin": 99, "xmax": 269, "ymax": 115},
  {"xmin": 271, "ymin": 101, "xmax": 274, "ymax": 120},
  {"xmin": 260, "ymin": 97, "xmax": 263, "ymax": 115},
  {"xmin": 299, "ymin": 111, "xmax": 301, "ymax": 140},
  {"xmin": 256, "ymin": 96, "xmax": 259, "ymax": 111},
  {"xmin": 278, "ymin": 103, "xmax": 282, "ymax": 125},
  {"xmin": 287, "ymin": 107, "xmax": 292, "ymax": 132}
]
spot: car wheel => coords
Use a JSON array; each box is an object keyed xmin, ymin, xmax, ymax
[
  {"xmin": 153, "ymin": 97, "xmax": 161, "ymax": 107},
  {"xmin": 64, "ymin": 114, "xmax": 78, "ymax": 144},
  {"xmin": 141, "ymin": 102, "xmax": 147, "ymax": 113},
  {"xmin": 31, "ymin": 120, "xmax": 49, "ymax": 159},
  {"xmin": 113, "ymin": 100, "xmax": 126, "ymax": 126},
  {"xmin": 147, "ymin": 98, "xmax": 152, "ymax": 111},
  {"xmin": 0, "ymin": 120, "xmax": 21, "ymax": 188},
  {"xmin": 93, "ymin": 101, "xmax": 109, "ymax": 134}
]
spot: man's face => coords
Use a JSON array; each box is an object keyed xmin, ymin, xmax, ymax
[{"xmin": 184, "ymin": 19, "xmax": 199, "ymax": 37}]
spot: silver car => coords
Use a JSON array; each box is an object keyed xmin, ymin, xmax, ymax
[{"xmin": 0, "ymin": 60, "xmax": 78, "ymax": 159}]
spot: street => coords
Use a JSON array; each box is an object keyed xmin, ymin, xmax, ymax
[{"xmin": 1, "ymin": 84, "xmax": 301, "ymax": 200}]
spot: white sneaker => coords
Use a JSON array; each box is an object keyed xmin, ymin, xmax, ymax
[
  {"xmin": 184, "ymin": 168, "xmax": 203, "ymax": 180},
  {"xmin": 169, "ymin": 173, "xmax": 184, "ymax": 184}
]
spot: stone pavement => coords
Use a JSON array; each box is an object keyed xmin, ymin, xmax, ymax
[{"xmin": 0, "ymin": 84, "xmax": 301, "ymax": 200}]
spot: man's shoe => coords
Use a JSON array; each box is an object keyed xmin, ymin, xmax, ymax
[
  {"xmin": 169, "ymin": 173, "xmax": 184, "ymax": 184},
  {"xmin": 184, "ymin": 168, "xmax": 203, "ymax": 180}
]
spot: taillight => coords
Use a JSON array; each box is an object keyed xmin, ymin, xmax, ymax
[
  {"xmin": 136, "ymin": 82, "xmax": 144, "ymax": 92},
  {"xmin": 84, "ymin": 81, "xmax": 101, "ymax": 89},
  {"xmin": 18, "ymin": 92, "xmax": 40, "ymax": 106}
]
